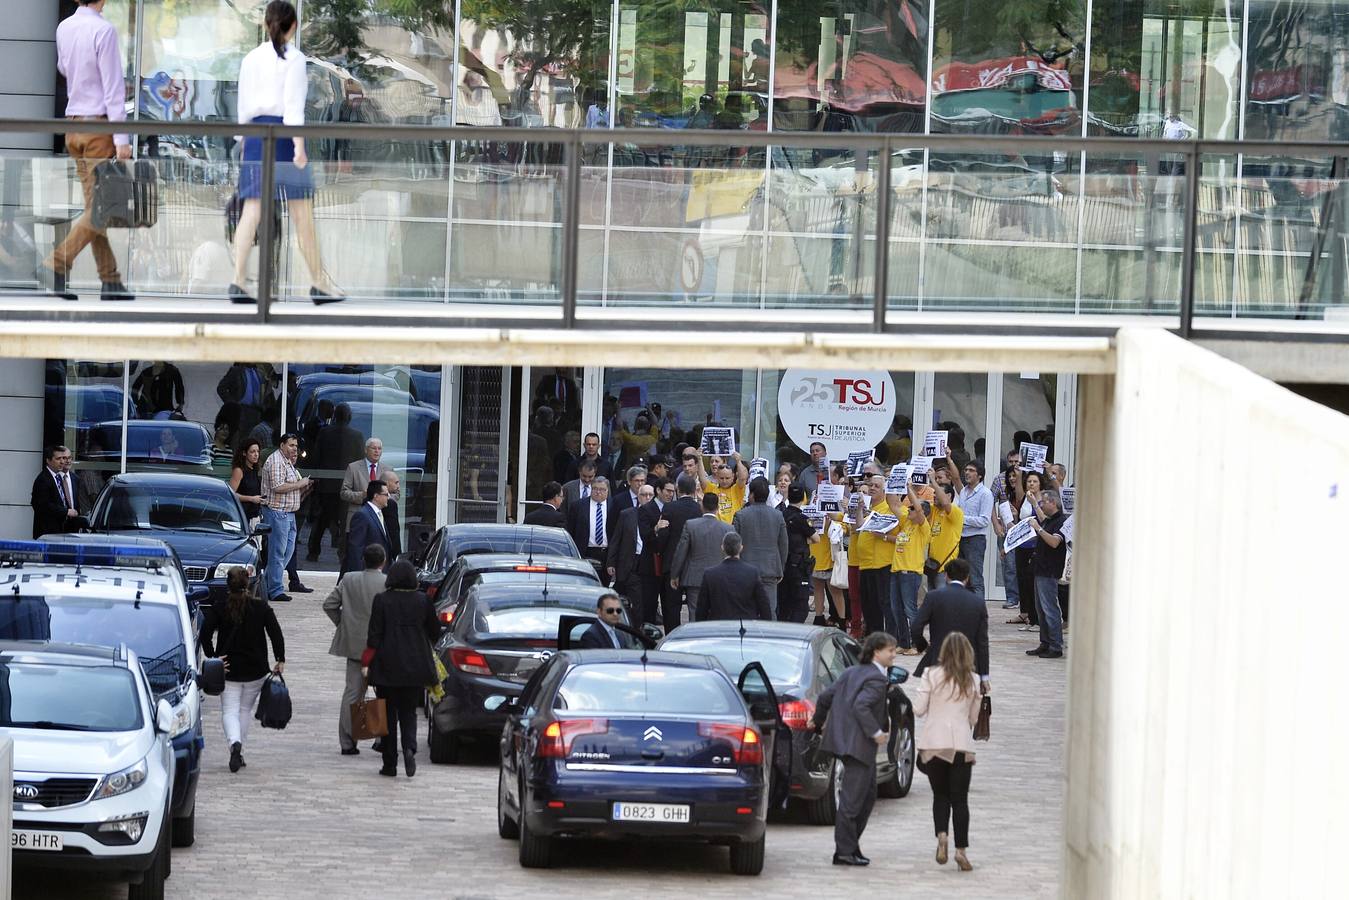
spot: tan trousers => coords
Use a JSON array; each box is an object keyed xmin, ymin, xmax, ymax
[{"xmin": 48, "ymin": 129, "xmax": 121, "ymax": 281}]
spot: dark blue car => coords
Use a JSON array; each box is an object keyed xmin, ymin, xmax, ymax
[
  {"xmin": 495, "ymin": 634, "xmax": 789, "ymax": 875},
  {"xmin": 87, "ymin": 473, "xmax": 265, "ymax": 605}
]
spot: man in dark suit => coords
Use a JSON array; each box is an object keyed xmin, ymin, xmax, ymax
[
  {"xmin": 911, "ymin": 558, "xmax": 990, "ymax": 689},
  {"xmin": 381, "ymin": 471, "xmax": 403, "ymax": 562},
  {"xmin": 307, "ymin": 402, "xmax": 365, "ymax": 561},
  {"xmin": 578, "ymin": 592, "xmax": 631, "ymax": 649},
  {"xmin": 562, "ymin": 432, "xmax": 611, "ymax": 484},
  {"xmin": 566, "ymin": 476, "xmax": 615, "ymax": 585},
  {"xmin": 606, "ymin": 485, "xmax": 651, "ymax": 621},
  {"xmin": 610, "ymin": 465, "xmax": 646, "ymax": 516},
  {"xmin": 31, "ymin": 445, "xmax": 84, "ymax": 538},
  {"xmin": 670, "ymin": 493, "xmax": 734, "ymax": 624},
  {"xmin": 811, "ymin": 632, "xmax": 897, "ymax": 866},
  {"xmin": 635, "ymin": 485, "xmax": 665, "ymax": 628},
  {"xmin": 342, "ymin": 480, "xmax": 392, "ymax": 575},
  {"xmin": 696, "ymin": 533, "xmax": 773, "ymax": 621},
  {"xmin": 656, "ymin": 473, "xmax": 703, "ymax": 627},
  {"xmin": 523, "ymin": 481, "xmax": 567, "ymax": 527}
]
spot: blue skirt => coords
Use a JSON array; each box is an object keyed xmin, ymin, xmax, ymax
[{"xmin": 239, "ymin": 115, "xmax": 314, "ymax": 200}]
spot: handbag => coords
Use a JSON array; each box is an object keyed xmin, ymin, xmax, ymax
[
  {"xmin": 254, "ymin": 672, "xmax": 292, "ymax": 729},
  {"xmin": 973, "ymin": 695, "xmax": 991, "ymax": 742},
  {"xmin": 924, "ymin": 542, "xmax": 959, "ymax": 582},
  {"xmin": 427, "ymin": 653, "xmax": 448, "ymax": 705},
  {"xmin": 828, "ymin": 549, "xmax": 850, "ymax": 590},
  {"xmin": 350, "ymin": 678, "xmax": 388, "ymax": 741},
  {"xmin": 92, "ymin": 159, "xmax": 159, "ymax": 229}
]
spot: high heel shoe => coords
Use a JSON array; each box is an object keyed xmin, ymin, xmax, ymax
[
  {"xmin": 954, "ymin": 848, "xmax": 972, "ymax": 871},
  {"xmin": 310, "ymin": 286, "xmax": 345, "ymax": 305},
  {"xmin": 812, "ymin": 615, "xmax": 827, "ymax": 626},
  {"xmin": 936, "ymin": 832, "xmax": 948, "ymax": 865}
]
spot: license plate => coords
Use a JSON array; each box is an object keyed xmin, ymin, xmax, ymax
[
  {"xmin": 11, "ymin": 830, "xmax": 63, "ymax": 851},
  {"xmin": 611, "ymin": 802, "xmax": 690, "ymax": 823}
]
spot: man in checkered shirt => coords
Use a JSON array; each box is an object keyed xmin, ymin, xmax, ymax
[{"xmin": 260, "ymin": 433, "xmax": 311, "ymax": 602}]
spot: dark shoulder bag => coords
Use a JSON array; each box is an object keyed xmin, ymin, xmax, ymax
[{"xmin": 973, "ymin": 695, "xmax": 991, "ymax": 741}]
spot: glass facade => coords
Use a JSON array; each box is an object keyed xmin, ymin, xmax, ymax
[{"xmin": 11, "ymin": 1, "xmax": 1347, "ymax": 319}]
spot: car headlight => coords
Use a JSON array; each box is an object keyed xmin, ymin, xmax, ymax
[
  {"xmin": 93, "ymin": 757, "xmax": 148, "ymax": 800},
  {"xmin": 212, "ymin": 563, "xmax": 255, "ymax": 580}
]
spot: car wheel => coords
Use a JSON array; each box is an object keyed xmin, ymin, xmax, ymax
[
  {"xmin": 517, "ymin": 779, "xmax": 552, "ymax": 868},
  {"xmin": 497, "ymin": 767, "xmax": 519, "ymax": 839},
  {"xmin": 428, "ymin": 724, "xmax": 460, "ymax": 764},
  {"xmin": 729, "ymin": 834, "xmax": 765, "ymax": 876},
  {"xmin": 879, "ymin": 713, "xmax": 914, "ymax": 799},
  {"xmin": 127, "ymin": 818, "xmax": 169, "ymax": 900},
  {"xmin": 170, "ymin": 808, "xmax": 194, "ymax": 848},
  {"xmin": 804, "ymin": 758, "xmax": 839, "ymax": 826}
]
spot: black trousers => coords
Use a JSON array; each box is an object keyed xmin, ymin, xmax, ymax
[
  {"xmin": 640, "ymin": 574, "xmax": 663, "ymax": 627},
  {"xmin": 1015, "ymin": 547, "xmax": 1037, "ymax": 626},
  {"xmin": 925, "ymin": 751, "xmax": 973, "ymax": 848},
  {"xmin": 859, "ymin": 567, "xmax": 888, "ymax": 635},
  {"xmin": 583, "ymin": 548, "xmax": 611, "ymax": 586},
  {"xmin": 374, "ymin": 685, "xmax": 421, "ymax": 767},
  {"xmin": 835, "ymin": 755, "xmax": 877, "ymax": 857},
  {"xmin": 306, "ymin": 491, "xmax": 341, "ymax": 556},
  {"xmin": 776, "ymin": 567, "xmax": 809, "ymax": 623},
  {"xmin": 1058, "ymin": 581, "xmax": 1070, "ymax": 624},
  {"xmin": 658, "ymin": 577, "xmax": 683, "ymax": 634}
]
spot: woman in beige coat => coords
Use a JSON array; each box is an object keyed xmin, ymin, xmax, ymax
[{"xmin": 912, "ymin": 631, "xmax": 983, "ymax": 870}]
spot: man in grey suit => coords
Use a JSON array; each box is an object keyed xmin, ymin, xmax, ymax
[
  {"xmin": 812, "ymin": 632, "xmax": 897, "ymax": 866},
  {"xmin": 561, "ymin": 459, "xmax": 598, "ymax": 511},
  {"xmin": 323, "ymin": 543, "xmax": 387, "ymax": 755},
  {"xmin": 732, "ymin": 476, "xmax": 788, "ymax": 614},
  {"xmin": 340, "ymin": 437, "xmax": 393, "ymax": 560},
  {"xmin": 669, "ymin": 493, "xmax": 734, "ymax": 623}
]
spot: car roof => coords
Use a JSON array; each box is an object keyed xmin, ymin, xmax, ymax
[
  {"xmin": 447, "ymin": 523, "xmax": 566, "ymax": 539},
  {"xmin": 471, "ymin": 582, "xmax": 611, "ymax": 605},
  {"xmin": 0, "ymin": 641, "xmax": 123, "ymax": 664},
  {"xmin": 663, "ymin": 620, "xmax": 832, "ymax": 642},
  {"xmin": 1, "ymin": 575, "xmax": 180, "ymax": 605},
  {"xmin": 459, "ymin": 553, "xmax": 594, "ymax": 573},
  {"xmin": 105, "ymin": 472, "xmax": 234, "ymax": 489},
  {"xmin": 560, "ymin": 649, "xmax": 721, "ymax": 669}
]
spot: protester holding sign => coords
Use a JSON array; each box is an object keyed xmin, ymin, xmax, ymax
[
  {"xmin": 1009, "ymin": 471, "xmax": 1042, "ymax": 630},
  {"xmin": 926, "ymin": 458, "xmax": 965, "ymax": 590},
  {"xmin": 852, "ymin": 475, "xmax": 897, "ymax": 636},
  {"xmin": 809, "ymin": 467, "xmax": 847, "ymax": 626},
  {"xmin": 885, "ymin": 479, "xmax": 930, "ymax": 655},
  {"xmin": 693, "ymin": 447, "xmax": 747, "ymax": 524},
  {"xmin": 1025, "ymin": 489, "xmax": 1068, "ymax": 659}
]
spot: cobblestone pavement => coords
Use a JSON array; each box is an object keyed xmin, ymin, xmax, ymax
[{"xmin": 17, "ymin": 573, "xmax": 1064, "ymax": 900}]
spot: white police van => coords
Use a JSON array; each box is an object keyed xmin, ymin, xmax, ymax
[
  {"xmin": 0, "ymin": 537, "xmax": 225, "ymax": 847},
  {"xmin": 3, "ymin": 642, "xmax": 177, "ymax": 899}
]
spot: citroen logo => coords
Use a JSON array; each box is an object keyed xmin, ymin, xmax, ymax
[
  {"xmin": 643, "ymin": 726, "xmax": 663, "ymax": 742},
  {"xmin": 14, "ymin": 784, "xmax": 39, "ymax": 801}
]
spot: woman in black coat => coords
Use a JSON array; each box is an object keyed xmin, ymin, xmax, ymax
[{"xmin": 362, "ymin": 560, "xmax": 442, "ymax": 777}]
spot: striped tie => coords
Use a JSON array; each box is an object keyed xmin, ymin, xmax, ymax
[{"xmin": 593, "ymin": 503, "xmax": 603, "ymax": 546}]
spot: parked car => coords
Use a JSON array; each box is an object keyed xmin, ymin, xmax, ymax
[
  {"xmin": 86, "ymin": 420, "xmax": 214, "ymax": 475},
  {"xmin": 415, "ymin": 523, "xmax": 580, "ymax": 593},
  {"xmin": 660, "ymin": 620, "xmax": 916, "ymax": 823},
  {"xmin": 86, "ymin": 473, "xmax": 265, "ymax": 605},
  {"xmin": 428, "ymin": 552, "xmax": 599, "ymax": 613},
  {"xmin": 3, "ymin": 642, "xmax": 177, "ymax": 898}
]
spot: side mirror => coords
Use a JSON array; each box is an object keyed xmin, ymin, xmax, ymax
[
  {"xmin": 888, "ymin": 665, "xmax": 909, "ymax": 685},
  {"xmin": 187, "ymin": 586, "xmax": 211, "ymax": 606},
  {"xmin": 252, "ymin": 522, "xmax": 272, "ymax": 536},
  {"xmin": 640, "ymin": 623, "xmax": 664, "ymax": 645},
  {"xmin": 483, "ymin": 695, "xmax": 519, "ymax": 714},
  {"xmin": 155, "ymin": 698, "xmax": 175, "ymax": 733},
  {"xmin": 197, "ymin": 657, "xmax": 226, "ymax": 696}
]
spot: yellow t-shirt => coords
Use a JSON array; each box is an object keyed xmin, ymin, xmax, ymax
[
  {"xmin": 704, "ymin": 481, "xmax": 744, "ymax": 524},
  {"xmin": 809, "ymin": 533, "xmax": 832, "ymax": 573},
  {"xmin": 855, "ymin": 498, "xmax": 897, "ymax": 570},
  {"xmin": 927, "ymin": 503, "xmax": 964, "ymax": 571},
  {"xmin": 890, "ymin": 506, "xmax": 931, "ymax": 573}
]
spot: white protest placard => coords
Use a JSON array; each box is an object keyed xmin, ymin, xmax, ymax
[
  {"xmin": 845, "ymin": 451, "xmax": 872, "ymax": 478},
  {"xmin": 921, "ymin": 430, "xmax": 948, "ymax": 458},
  {"xmin": 846, "ymin": 492, "xmax": 862, "ymax": 516},
  {"xmin": 747, "ymin": 457, "xmax": 770, "ymax": 479},
  {"xmin": 1061, "ymin": 486, "xmax": 1075, "ymax": 514},
  {"xmin": 1019, "ymin": 442, "xmax": 1048, "ymax": 473},
  {"xmin": 815, "ymin": 482, "xmax": 844, "ymax": 513},
  {"xmin": 700, "ymin": 427, "xmax": 736, "ymax": 457},
  {"xmin": 1003, "ymin": 517, "xmax": 1037, "ymax": 553},
  {"xmin": 859, "ymin": 513, "xmax": 899, "ymax": 534},
  {"xmin": 908, "ymin": 456, "xmax": 934, "ymax": 484},
  {"xmin": 802, "ymin": 504, "xmax": 825, "ymax": 533},
  {"xmin": 885, "ymin": 463, "xmax": 910, "ymax": 494}
]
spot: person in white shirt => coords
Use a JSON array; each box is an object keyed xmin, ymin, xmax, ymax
[
  {"xmin": 229, "ymin": 0, "xmax": 342, "ymax": 305},
  {"xmin": 954, "ymin": 460, "xmax": 993, "ymax": 597}
]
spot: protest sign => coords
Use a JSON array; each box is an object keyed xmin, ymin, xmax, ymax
[
  {"xmin": 1019, "ymin": 442, "xmax": 1048, "ymax": 473},
  {"xmin": 700, "ymin": 427, "xmax": 736, "ymax": 457},
  {"xmin": 815, "ymin": 483, "xmax": 844, "ymax": 512},
  {"xmin": 1003, "ymin": 517, "xmax": 1037, "ymax": 553},
  {"xmin": 908, "ymin": 456, "xmax": 934, "ymax": 484},
  {"xmin": 845, "ymin": 451, "xmax": 872, "ymax": 477},
  {"xmin": 1061, "ymin": 486, "xmax": 1075, "ymax": 514},
  {"xmin": 846, "ymin": 492, "xmax": 862, "ymax": 516},
  {"xmin": 921, "ymin": 430, "xmax": 948, "ymax": 458},
  {"xmin": 802, "ymin": 504, "xmax": 825, "ymax": 533},
  {"xmin": 859, "ymin": 513, "xmax": 899, "ymax": 534},
  {"xmin": 885, "ymin": 463, "xmax": 910, "ymax": 494}
]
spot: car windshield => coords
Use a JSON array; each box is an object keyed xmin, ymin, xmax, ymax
[
  {"xmin": 660, "ymin": 637, "xmax": 808, "ymax": 688},
  {"xmin": 476, "ymin": 603, "xmax": 602, "ymax": 637},
  {"xmin": 555, "ymin": 665, "xmax": 740, "ymax": 715},
  {"xmin": 98, "ymin": 482, "xmax": 243, "ymax": 533},
  {"xmin": 476, "ymin": 570, "xmax": 595, "ymax": 586},
  {"xmin": 0, "ymin": 597, "xmax": 186, "ymax": 693},
  {"xmin": 455, "ymin": 533, "xmax": 577, "ymax": 558},
  {"xmin": 0, "ymin": 662, "xmax": 142, "ymax": 732}
]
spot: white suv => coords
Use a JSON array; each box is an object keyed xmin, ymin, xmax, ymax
[{"xmin": 3, "ymin": 642, "xmax": 175, "ymax": 899}]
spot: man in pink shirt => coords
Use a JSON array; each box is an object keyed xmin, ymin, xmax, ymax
[{"xmin": 43, "ymin": 0, "xmax": 133, "ymax": 302}]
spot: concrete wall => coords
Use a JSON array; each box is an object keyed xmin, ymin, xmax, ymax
[
  {"xmin": 1, "ymin": 0, "xmax": 57, "ymax": 154},
  {"xmin": 0, "ymin": 360, "xmax": 45, "ymax": 538},
  {"xmin": 1065, "ymin": 328, "xmax": 1349, "ymax": 897}
]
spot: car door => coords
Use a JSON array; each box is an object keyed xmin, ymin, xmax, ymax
[
  {"xmin": 736, "ymin": 661, "xmax": 792, "ymax": 809},
  {"xmin": 555, "ymin": 614, "xmax": 655, "ymax": 650},
  {"xmin": 804, "ymin": 636, "xmax": 845, "ymax": 774},
  {"xmin": 501, "ymin": 655, "xmax": 559, "ymax": 816}
]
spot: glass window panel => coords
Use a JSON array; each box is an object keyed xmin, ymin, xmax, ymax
[
  {"xmin": 1001, "ymin": 373, "xmax": 1057, "ymax": 465},
  {"xmin": 932, "ymin": 373, "xmax": 986, "ymax": 471},
  {"xmin": 602, "ymin": 369, "xmax": 756, "ymax": 467},
  {"xmin": 525, "ymin": 367, "xmax": 584, "ymax": 506},
  {"xmin": 456, "ymin": 366, "xmax": 506, "ymax": 523},
  {"xmin": 44, "ymin": 360, "xmax": 127, "ymax": 512},
  {"xmin": 772, "ymin": 0, "xmax": 928, "ymax": 135},
  {"xmin": 1244, "ymin": 1, "xmax": 1349, "ymax": 143}
]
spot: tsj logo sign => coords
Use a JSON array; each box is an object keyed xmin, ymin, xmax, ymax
[{"xmin": 777, "ymin": 369, "xmax": 896, "ymax": 458}]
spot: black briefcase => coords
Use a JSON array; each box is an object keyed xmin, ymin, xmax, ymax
[{"xmin": 92, "ymin": 159, "xmax": 159, "ymax": 229}]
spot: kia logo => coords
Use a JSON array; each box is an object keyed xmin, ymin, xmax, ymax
[{"xmin": 14, "ymin": 784, "xmax": 39, "ymax": 801}]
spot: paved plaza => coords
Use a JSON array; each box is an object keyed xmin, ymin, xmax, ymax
[{"xmin": 16, "ymin": 574, "xmax": 1065, "ymax": 899}]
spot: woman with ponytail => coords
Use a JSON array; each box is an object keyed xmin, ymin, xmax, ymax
[
  {"xmin": 200, "ymin": 567, "xmax": 286, "ymax": 773},
  {"xmin": 230, "ymin": 0, "xmax": 343, "ymax": 305}
]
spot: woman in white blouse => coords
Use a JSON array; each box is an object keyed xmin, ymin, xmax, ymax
[
  {"xmin": 229, "ymin": 0, "xmax": 342, "ymax": 305},
  {"xmin": 912, "ymin": 631, "xmax": 983, "ymax": 871}
]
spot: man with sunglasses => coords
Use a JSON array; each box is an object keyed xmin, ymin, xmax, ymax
[{"xmin": 579, "ymin": 592, "xmax": 631, "ymax": 649}]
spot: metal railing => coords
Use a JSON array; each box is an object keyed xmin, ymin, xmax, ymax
[{"xmin": 1, "ymin": 116, "xmax": 1346, "ymax": 341}]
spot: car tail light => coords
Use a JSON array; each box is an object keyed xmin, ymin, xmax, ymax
[
  {"xmin": 699, "ymin": 722, "xmax": 764, "ymax": 765},
  {"xmin": 538, "ymin": 718, "xmax": 609, "ymax": 758},
  {"xmin": 514, "ymin": 565, "xmax": 549, "ymax": 573},
  {"xmin": 778, "ymin": 698, "xmax": 816, "ymax": 731},
  {"xmin": 427, "ymin": 583, "xmax": 439, "ymax": 600},
  {"xmin": 449, "ymin": 647, "xmax": 491, "ymax": 675},
  {"xmin": 438, "ymin": 608, "xmax": 455, "ymax": 624}
]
